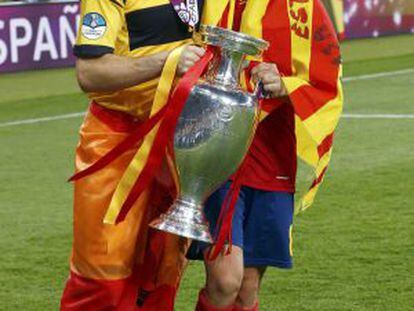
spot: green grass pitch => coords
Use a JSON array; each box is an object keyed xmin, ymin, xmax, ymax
[{"xmin": 0, "ymin": 35, "xmax": 413, "ymax": 310}]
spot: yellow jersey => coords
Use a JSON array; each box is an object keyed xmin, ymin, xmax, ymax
[{"xmin": 74, "ymin": 0, "xmax": 204, "ymax": 119}]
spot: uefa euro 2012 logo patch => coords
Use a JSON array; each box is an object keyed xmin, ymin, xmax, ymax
[{"xmin": 81, "ymin": 13, "xmax": 107, "ymax": 40}]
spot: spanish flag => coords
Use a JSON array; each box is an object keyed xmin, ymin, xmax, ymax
[
  {"xmin": 255, "ymin": 0, "xmax": 343, "ymax": 213},
  {"xmin": 206, "ymin": 0, "xmax": 343, "ymax": 257}
]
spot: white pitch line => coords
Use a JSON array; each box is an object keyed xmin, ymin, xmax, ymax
[
  {"xmin": 0, "ymin": 112, "xmax": 85, "ymax": 128},
  {"xmin": 1, "ymin": 68, "xmax": 414, "ymax": 128},
  {"xmin": 2, "ymin": 111, "xmax": 413, "ymax": 128},
  {"xmin": 343, "ymin": 68, "xmax": 414, "ymax": 82},
  {"xmin": 342, "ymin": 113, "xmax": 414, "ymax": 119}
]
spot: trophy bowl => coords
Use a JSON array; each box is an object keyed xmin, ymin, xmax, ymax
[{"xmin": 150, "ymin": 25, "xmax": 269, "ymax": 242}]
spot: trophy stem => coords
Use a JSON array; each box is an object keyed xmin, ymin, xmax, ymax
[
  {"xmin": 207, "ymin": 48, "xmax": 245, "ymax": 88},
  {"xmin": 149, "ymin": 198, "xmax": 213, "ymax": 243}
]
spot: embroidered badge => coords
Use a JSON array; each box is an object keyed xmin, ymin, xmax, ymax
[
  {"xmin": 171, "ymin": 0, "xmax": 200, "ymax": 28},
  {"xmin": 81, "ymin": 12, "xmax": 107, "ymax": 40}
]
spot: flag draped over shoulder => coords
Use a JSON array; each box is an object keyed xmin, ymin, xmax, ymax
[
  {"xmin": 240, "ymin": 0, "xmax": 343, "ymax": 213},
  {"xmin": 201, "ymin": 0, "xmax": 343, "ymax": 258}
]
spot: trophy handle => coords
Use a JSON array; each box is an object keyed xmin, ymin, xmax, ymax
[
  {"xmin": 254, "ymin": 80, "xmax": 271, "ymax": 100},
  {"xmin": 244, "ymin": 59, "xmax": 271, "ymax": 100}
]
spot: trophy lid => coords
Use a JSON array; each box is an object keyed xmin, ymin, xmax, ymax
[{"xmin": 195, "ymin": 24, "xmax": 269, "ymax": 56}]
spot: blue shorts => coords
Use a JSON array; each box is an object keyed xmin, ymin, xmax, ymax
[{"xmin": 187, "ymin": 182, "xmax": 294, "ymax": 269}]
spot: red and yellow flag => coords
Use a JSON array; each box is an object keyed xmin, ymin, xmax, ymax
[
  {"xmin": 203, "ymin": 0, "xmax": 343, "ymax": 258},
  {"xmin": 242, "ymin": 0, "xmax": 343, "ymax": 213}
]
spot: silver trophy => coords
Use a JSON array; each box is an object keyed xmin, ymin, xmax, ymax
[{"xmin": 150, "ymin": 25, "xmax": 269, "ymax": 242}]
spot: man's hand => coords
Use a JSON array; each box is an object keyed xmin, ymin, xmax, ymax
[
  {"xmin": 251, "ymin": 62, "xmax": 288, "ymax": 98},
  {"xmin": 177, "ymin": 45, "xmax": 206, "ymax": 76}
]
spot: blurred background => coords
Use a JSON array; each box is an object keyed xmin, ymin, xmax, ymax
[{"xmin": 0, "ymin": 1, "xmax": 413, "ymax": 310}]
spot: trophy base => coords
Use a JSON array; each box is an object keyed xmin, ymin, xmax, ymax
[{"xmin": 150, "ymin": 199, "xmax": 213, "ymax": 243}]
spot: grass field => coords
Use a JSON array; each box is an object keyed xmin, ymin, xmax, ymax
[{"xmin": 1, "ymin": 35, "xmax": 413, "ymax": 310}]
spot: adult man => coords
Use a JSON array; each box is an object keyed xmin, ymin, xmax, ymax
[
  {"xmin": 61, "ymin": 0, "xmax": 341, "ymax": 310},
  {"xmin": 59, "ymin": 1, "xmax": 207, "ymax": 309}
]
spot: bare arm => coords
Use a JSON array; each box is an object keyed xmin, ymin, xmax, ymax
[
  {"xmin": 76, "ymin": 46, "xmax": 206, "ymax": 93},
  {"xmin": 76, "ymin": 52, "xmax": 169, "ymax": 93}
]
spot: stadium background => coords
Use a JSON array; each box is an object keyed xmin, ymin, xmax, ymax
[{"xmin": 0, "ymin": 1, "xmax": 413, "ymax": 310}]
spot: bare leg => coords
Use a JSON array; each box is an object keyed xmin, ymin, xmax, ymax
[
  {"xmin": 203, "ymin": 246, "xmax": 244, "ymax": 307},
  {"xmin": 235, "ymin": 267, "xmax": 266, "ymax": 309}
]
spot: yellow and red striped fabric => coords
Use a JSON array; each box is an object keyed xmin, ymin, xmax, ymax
[{"xmin": 240, "ymin": 0, "xmax": 343, "ymax": 213}]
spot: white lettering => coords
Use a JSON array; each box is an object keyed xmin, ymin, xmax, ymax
[
  {"xmin": 0, "ymin": 20, "xmax": 8, "ymax": 65},
  {"xmin": 63, "ymin": 4, "xmax": 79, "ymax": 15},
  {"xmin": 10, "ymin": 18, "xmax": 32, "ymax": 63},
  {"xmin": 59, "ymin": 16, "xmax": 76, "ymax": 59},
  {"xmin": 33, "ymin": 16, "xmax": 58, "ymax": 61}
]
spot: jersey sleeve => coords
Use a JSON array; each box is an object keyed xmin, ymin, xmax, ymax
[{"xmin": 74, "ymin": 0, "xmax": 125, "ymax": 58}]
